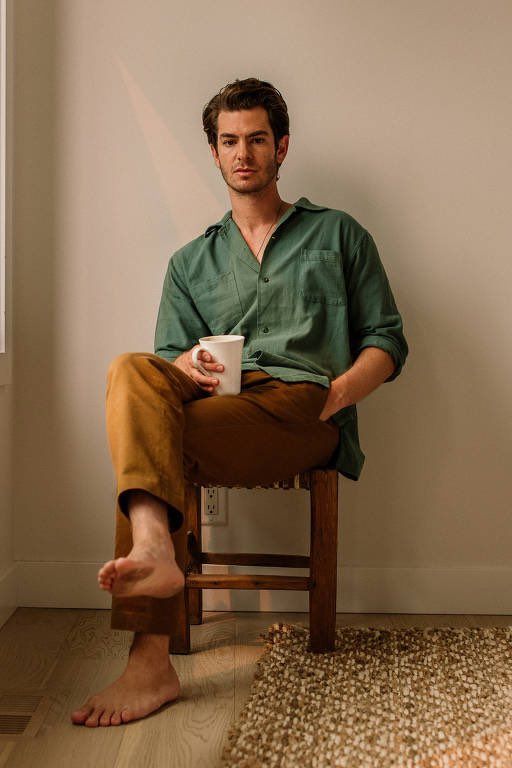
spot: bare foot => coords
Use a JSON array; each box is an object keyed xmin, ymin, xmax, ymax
[
  {"xmin": 97, "ymin": 544, "xmax": 185, "ymax": 599},
  {"xmin": 70, "ymin": 641, "xmax": 180, "ymax": 726}
]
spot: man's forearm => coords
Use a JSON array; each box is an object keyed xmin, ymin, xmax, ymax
[{"xmin": 331, "ymin": 347, "xmax": 396, "ymax": 410}]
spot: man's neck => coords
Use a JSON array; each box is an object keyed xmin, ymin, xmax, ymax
[{"xmin": 230, "ymin": 189, "xmax": 291, "ymax": 235}]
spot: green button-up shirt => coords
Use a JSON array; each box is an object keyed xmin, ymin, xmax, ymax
[{"xmin": 154, "ymin": 196, "xmax": 409, "ymax": 481}]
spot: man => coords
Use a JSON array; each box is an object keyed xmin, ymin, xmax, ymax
[{"xmin": 71, "ymin": 77, "xmax": 408, "ymax": 727}]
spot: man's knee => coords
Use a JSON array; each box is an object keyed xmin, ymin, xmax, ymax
[{"xmin": 106, "ymin": 351, "xmax": 154, "ymax": 381}]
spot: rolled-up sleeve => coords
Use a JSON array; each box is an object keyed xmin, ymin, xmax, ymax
[
  {"xmin": 154, "ymin": 252, "xmax": 211, "ymax": 361},
  {"xmin": 345, "ymin": 230, "xmax": 409, "ymax": 383}
]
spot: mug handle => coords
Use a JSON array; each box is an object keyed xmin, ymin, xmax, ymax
[{"xmin": 191, "ymin": 345, "xmax": 211, "ymax": 378}]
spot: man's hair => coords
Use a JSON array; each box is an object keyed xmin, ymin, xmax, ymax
[{"xmin": 202, "ymin": 77, "xmax": 290, "ymax": 152}]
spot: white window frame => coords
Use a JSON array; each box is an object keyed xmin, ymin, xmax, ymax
[{"xmin": 0, "ymin": 0, "xmax": 9, "ymax": 384}]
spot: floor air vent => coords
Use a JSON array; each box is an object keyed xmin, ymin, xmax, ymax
[{"xmin": 0, "ymin": 694, "xmax": 50, "ymax": 739}]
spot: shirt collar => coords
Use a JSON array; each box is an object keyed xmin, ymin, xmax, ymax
[
  {"xmin": 203, "ymin": 196, "xmax": 328, "ymax": 238},
  {"xmin": 293, "ymin": 196, "xmax": 329, "ymax": 212}
]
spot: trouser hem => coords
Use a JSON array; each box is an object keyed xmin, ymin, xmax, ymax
[
  {"xmin": 110, "ymin": 609, "xmax": 173, "ymax": 636},
  {"xmin": 116, "ymin": 474, "xmax": 185, "ymax": 533}
]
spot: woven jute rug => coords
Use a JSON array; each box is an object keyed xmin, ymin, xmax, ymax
[{"xmin": 220, "ymin": 622, "xmax": 512, "ymax": 768}]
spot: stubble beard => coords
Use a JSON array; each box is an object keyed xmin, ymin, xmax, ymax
[{"xmin": 219, "ymin": 154, "xmax": 280, "ymax": 196}]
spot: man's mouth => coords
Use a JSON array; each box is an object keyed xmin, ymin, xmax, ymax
[{"xmin": 235, "ymin": 169, "xmax": 256, "ymax": 173}]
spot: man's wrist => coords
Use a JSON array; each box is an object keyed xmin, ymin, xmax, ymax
[
  {"xmin": 330, "ymin": 375, "xmax": 352, "ymax": 411},
  {"xmin": 330, "ymin": 347, "xmax": 396, "ymax": 411}
]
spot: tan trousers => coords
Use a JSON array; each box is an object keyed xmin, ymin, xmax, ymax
[{"xmin": 106, "ymin": 352, "xmax": 340, "ymax": 634}]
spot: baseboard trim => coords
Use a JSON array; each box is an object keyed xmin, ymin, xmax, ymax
[
  {"xmin": 13, "ymin": 561, "xmax": 512, "ymax": 614},
  {"xmin": 0, "ymin": 562, "xmax": 18, "ymax": 629}
]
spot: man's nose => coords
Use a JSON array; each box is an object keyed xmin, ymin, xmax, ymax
[{"xmin": 236, "ymin": 140, "xmax": 252, "ymax": 161}]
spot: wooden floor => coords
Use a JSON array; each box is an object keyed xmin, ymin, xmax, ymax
[{"xmin": 0, "ymin": 609, "xmax": 511, "ymax": 767}]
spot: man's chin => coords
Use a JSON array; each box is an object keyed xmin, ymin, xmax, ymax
[
  {"xmin": 229, "ymin": 175, "xmax": 270, "ymax": 194},
  {"xmin": 232, "ymin": 174, "xmax": 258, "ymax": 185}
]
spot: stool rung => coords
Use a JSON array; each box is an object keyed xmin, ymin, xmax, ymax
[
  {"xmin": 197, "ymin": 552, "xmax": 310, "ymax": 568},
  {"xmin": 185, "ymin": 573, "xmax": 312, "ymax": 590}
]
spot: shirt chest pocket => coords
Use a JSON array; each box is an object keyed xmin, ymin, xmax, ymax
[
  {"xmin": 298, "ymin": 249, "xmax": 347, "ymax": 306},
  {"xmin": 190, "ymin": 271, "xmax": 244, "ymax": 335}
]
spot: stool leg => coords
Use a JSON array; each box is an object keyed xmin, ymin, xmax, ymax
[
  {"xmin": 167, "ymin": 483, "xmax": 201, "ymax": 654},
  {"xmin": 187, "ymin": 485, "xmax": 203, "ymax": 625},
  {"xmin": 309, "ymin": 469, "xmax": 339, "ymax": 653}
]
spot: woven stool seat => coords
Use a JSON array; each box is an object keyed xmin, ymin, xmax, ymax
[{"xmin": 192, "ymin": 471, "xmax": 311, "ymax": 490}]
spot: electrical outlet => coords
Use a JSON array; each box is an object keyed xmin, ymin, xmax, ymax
[{"xmin": 201, "ymin": 487, "xmax": 228, "ymax": 525}]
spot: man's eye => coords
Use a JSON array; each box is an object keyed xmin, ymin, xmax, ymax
[{"xmin": 222, "ymin": 138, "xmax": 265, "ymax": 146}]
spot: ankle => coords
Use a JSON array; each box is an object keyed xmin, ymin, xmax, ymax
[
  {"xmin": 129, "ymin": 632, "xmax": 171, "ymax": 663},
  {"xmin": 126, "ymin": 491, "xmax": 175, "ymax": 555}
]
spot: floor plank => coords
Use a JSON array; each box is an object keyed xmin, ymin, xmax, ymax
[
  {"xmin": 0, "ymin": 743, "xmax": 16, "ymax": 768},
  {"xmin": 0, "ymin": 608, "xmax": 79, "ymax": 691}
]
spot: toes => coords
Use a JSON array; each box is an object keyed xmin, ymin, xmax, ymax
[
  {"xmin": 98, "ymin": 560, "xmax": 116, "ymax": 578},
  {"xmin": 98, "ymin": 561, "xmax": 116, "ymax": 591},
  {"xmin": 70, "ymin": 705, "xmax": 93, "ymax": 725},
  {"xmin": 98, "ymin": 575, "xmax": 114, "ymax": 590},
  {"xmin": 99, "ymin": 710, "xmax": 114, "ymax": 727},
  {"xmin": 110, "ymin": 710, "xmax": 123, "ymax": 726},
  {"xmin": 85, "ymin": 707, "xmax": 105, "ymax": 727},
  {"xmin": 120, "ymin": 708, "xmax": 133, "ymax": 723}
]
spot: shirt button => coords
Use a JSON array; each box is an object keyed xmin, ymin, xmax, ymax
[
  {"xmin": 263, "ymin": 276, "xmax": 270, "ymax": 282},
  {"xmin": 263, "ymin": 326, "xmax": 269, "ymax": 333}
]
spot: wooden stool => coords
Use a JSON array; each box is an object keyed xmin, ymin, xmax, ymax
[{"xmin": 167, "ymin": 468, "xmax": 339, "ymax": 654}]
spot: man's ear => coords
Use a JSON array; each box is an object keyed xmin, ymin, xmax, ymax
[
  {"xmin": 277, "ymin": 134, "xmax": 289, "ymax": 165},
  {"xmin": 210, "ymin": 142, "xmax": 220, "ymax": 168}
]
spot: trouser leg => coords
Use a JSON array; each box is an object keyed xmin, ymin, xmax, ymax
[
  {"xmin": 106, "ymin": 351, "xmax": 207, "ymax": 536},
  {"xmin": 106, "ymin": 352, "xmax": 340, "ymax": 634},
  {"xmin": 182, "ymin": 371, "xmax": 340, "ymax": 486},
  {"xmin": 106, "ymin": 352, "xmax": 209, "ymax": 633}
]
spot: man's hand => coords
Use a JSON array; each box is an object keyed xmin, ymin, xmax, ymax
[
  {"xmin": 318, "ymin": 383, "xmax": 338, "ymax": 422},
  {"xmin": 172, "ymin": 345, "xmax": 224, "ymax": 394}
]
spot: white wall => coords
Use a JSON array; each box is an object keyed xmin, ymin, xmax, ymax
[{"xmin": 11, "ymin": 0, "xmax": 512, "ymax": 614}]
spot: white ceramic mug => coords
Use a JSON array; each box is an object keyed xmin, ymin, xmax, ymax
[{"xmin": 191, "ymin": 335, "xmax": 245, "ymax": 396}]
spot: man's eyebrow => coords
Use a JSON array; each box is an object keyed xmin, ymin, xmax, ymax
[{"xmin": 219, "ymin": 130, "xmax": 269, "ymax": 138}]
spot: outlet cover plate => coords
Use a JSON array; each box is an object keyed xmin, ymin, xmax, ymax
[{"xmin": 201, "ymin": 487, "xmax": 228, "ymax": 525}]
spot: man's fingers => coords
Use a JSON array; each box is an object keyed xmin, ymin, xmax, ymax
[
  {"xmin": 187, "ymin": 347, "xmax": 222, "ymax": 391},
  {"xmin": 197, "ymin": 350, "xmax": 223, "ymax": 372},
  {"xmin": 190, "ymin": 369, "xmax": 219, "ymax": 388},
  {"xmin": 199, "ymin": 351, "xmax": 222, "ymax": 367},
  {"xmin": 202, "ymin": 375, "xmax": 219, "ymax": 385}
]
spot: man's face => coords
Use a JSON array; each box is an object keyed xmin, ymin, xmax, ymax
[{"xmin": 210, "ymin": 106, "xmax": 289, "ymax": 195}]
